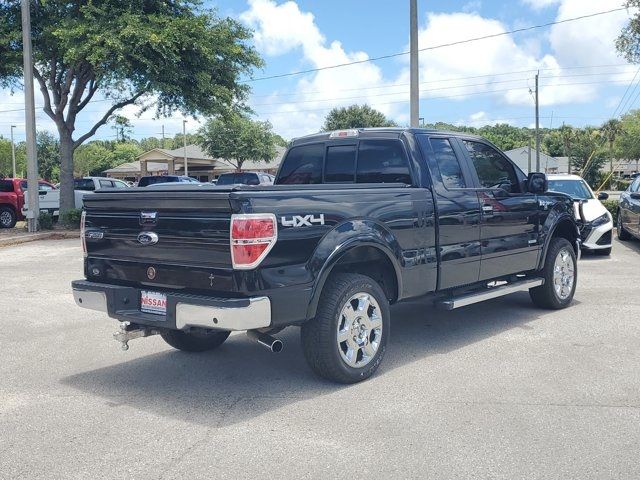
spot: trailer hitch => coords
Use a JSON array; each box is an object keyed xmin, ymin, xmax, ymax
[{"xmin": 113, "ymin": 322, "xmax": 159, "ymax": 351}]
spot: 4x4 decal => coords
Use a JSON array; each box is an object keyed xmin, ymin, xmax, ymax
[{"xmin": 281, "ymin": 214, "xmax": 325, "ymax": 227}]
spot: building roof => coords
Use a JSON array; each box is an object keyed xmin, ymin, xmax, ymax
[
  {"xmin": 503, "ymin": 146, "xmax": 558, "ymax": 173},
  {"xmin": 215, "ymin": 146, "xmax": 287, "ymax": 172},
  {"xmin": 103, "ymin": 161, "xmax": 169, "ymax": 174}
]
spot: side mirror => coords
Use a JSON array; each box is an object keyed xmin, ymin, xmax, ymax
[
  {"xmin": 597, "ymin": 192, "xmax": 609, "ymax": 201},
  {"xmin": 527, "ymin": 172, "xmax": 547, "ymax": 194}
]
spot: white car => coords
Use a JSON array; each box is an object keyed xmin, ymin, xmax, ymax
[
  {"xmin": 547, "ymin": 174, "xmax": 613, "ymax": 255},
  {"xmin": 73, "ymin": 177, "xmax": 130, "ymax": 208}
]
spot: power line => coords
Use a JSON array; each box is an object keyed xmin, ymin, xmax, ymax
[{"xmin": 244, "ymin": 7, "xmax": 628, "ymax": 83}]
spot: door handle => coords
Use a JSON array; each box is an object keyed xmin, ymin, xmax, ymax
[{"xmin": 482, "ymin": 205, "xmax": 494, "ymax": 215}]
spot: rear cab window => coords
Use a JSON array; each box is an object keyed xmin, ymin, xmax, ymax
[{"xmin": 276, "ymin": 138, "xmax": 412, "ymax": 185}]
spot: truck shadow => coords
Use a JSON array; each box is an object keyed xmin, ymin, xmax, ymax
[{"xmin": 62, "ymin": 292, "xmax": 560, "ymax": 428}]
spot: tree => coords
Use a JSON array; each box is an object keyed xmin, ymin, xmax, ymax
[
  {"xmin": 615, "ymin": 110, "xmax": 640, "ymax": 175},
  {"xmin": 73, "ymin": 143, "xmax": 112, "ymax": 177},
  {"xmin": 617, "ymin": 1, "xmax": 640, "ymax": 63},
  {"xmin": 36, "ymin": 131, "xmax": 60, "ymax": 182},
  {"xmin": 602, "ymin": 118, "xmax": 622, "ymax": 178},
  {"xmin": 111, "ymin": 115, "xmax": 133, "ymax": 143},
  {"xmin": 321, "ymin": 104, "xmax": 397, "ymax": 131},
  {"xmin": 567, "ymin": 128, "xmax": 606, "ymax": 186},
  {"xmin": 197, "ymin": 114, "xmax": 278, "ymax": 171},
  {"xmin": 0, "ymin": 0, "xmax": 261, "ymax": 212}
]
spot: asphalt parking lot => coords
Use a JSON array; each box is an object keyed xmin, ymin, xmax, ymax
[{"xmin": 1, "ymin": 238, "xmax": 639, "ymax": 479}]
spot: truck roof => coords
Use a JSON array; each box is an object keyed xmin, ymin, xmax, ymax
[{"xmin": 289, "ymin": 127, "xmax": 484, "ymax": 146}]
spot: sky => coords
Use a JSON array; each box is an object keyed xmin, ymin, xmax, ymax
[{"xmin": 0, "ymin": 0, "xmax": 637, "ymax": 143}]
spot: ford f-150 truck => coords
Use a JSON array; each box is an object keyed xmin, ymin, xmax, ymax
[{"xmin": 72, "ymin": 128, "xmax": 580, "ymax": 383}]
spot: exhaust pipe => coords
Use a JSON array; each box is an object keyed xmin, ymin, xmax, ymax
[{"xmin": 247, "ymin": 330, "xmax": 283, "ymax": 353}]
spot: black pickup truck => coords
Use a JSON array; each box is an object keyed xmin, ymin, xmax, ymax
[{"xmin": 72, "ymin": 128, "xmax": 580, "ymax": 383}]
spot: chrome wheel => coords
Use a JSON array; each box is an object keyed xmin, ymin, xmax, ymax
[
  {"xmin": 553, "ymin": 248, "xmax": 575, "ymax": 300},
  {"xmin": 336, "ymin": 292, "xmax": 383, "ymax": 368},
  {"xmin": 0, "ymin": 210, "xmax": 12, "ymax": 227}
]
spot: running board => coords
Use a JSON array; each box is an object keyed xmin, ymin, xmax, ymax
[{"xmin": 436, "ymin": 278, "xmax": 544, "ymax": 310}]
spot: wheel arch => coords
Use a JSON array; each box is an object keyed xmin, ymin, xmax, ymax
[{"xmin": 537, "ymin": 214, "xmax": 580, "ymax": 270}]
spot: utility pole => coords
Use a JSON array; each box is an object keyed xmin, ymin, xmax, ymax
[
  {"xmin": 161, "ymin": 125, "xmax": 165, "ymax": 149},
  {"xmin": 21, "ymin": 0, "xmax": 39, "ymax": 232},
  {"xmin": 527, "ymin": 137, "xmax": 532, "ymax": 174},
  {"xmin": 182, "ymin": 120, "xmax": 188, "ymax": 177},
  {"xmin": 535, "ymin": 71, "xmax": 540, "ymax": 172},
  {"xmin": 409, "ymin": 0, "xmax": 419, "ymax": 127},
  {"xmin": 10, "ymin": 125, "xmax": 17, "ymax": 178}
]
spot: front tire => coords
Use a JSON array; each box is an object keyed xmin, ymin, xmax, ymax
[
  {"xmin": 161, "ymin": 329, "xmax": 230, "ymax": 352},
  {"xmin": 617, "ymin": 210, "xmax": 631, "ymax": 241},
  {"xmin": 0, "ymin": 206, "xmax": 16, "ymax": 229},
  {"xmin": 301, "ymin": 273, "xmax": 390, "ymax": 383},
  {"xmin": 530, "ymin": 237, "xmax": 577, "ymax": 309}
]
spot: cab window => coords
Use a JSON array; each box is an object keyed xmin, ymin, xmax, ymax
[
  {"xmin": 430, "ymin": 138, "xmax": 466, "ymax": 189},
  {"xmin": 463, "ymin": 140, "xmax": 520, "ymax": 193},
  {"xmin": 277, "ymin": 143, "xmax": 323, "ymax": 184},
  {"xmin": 356, "ymin": 140, "xmax": 412, "ymax": 184},
  {"xmin": 325, "ymin": 145, "xmax": 356, "ymax": 183}
]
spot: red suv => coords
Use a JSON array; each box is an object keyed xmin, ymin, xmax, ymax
[{"xmin": 0, "ymin": 178, "xmax": 56, "ymax": 228}]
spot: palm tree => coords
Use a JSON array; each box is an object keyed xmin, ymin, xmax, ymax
[{"xmin": 602, "ymin": 119, "xmax": 622, "ymax": 183}]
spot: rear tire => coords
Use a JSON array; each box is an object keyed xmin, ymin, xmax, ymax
[
  {"xmin": 161, "ymin": 329, "xmax": 230, "ymax": 352},
  {"xmin": 301, "ymin": 273, "xmax": 390, "ymax": 384},
  {"xmin": 530, "ymin": 237, "xmax": 577, "ymax": 309},
  {"xmin": 0, "ymin": 206, "xmax": 16, "ymax": 229},
  {"xmin": 617, "ymin": 210, "xmax": 631, "ymax": 241}
]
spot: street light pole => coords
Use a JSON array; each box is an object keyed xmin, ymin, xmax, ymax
[
  {"xmin": 182, "ymin": 120, "xmax": 188, "ymax": 177},
  {"xmin": 10, "ymin": 125, "xmax": 17, "ymax": 178},
  {"xmin": 21, "ymin": 0, "xmax": 39, "ymax": 232},
  {"xmin": 410, "ymin": 0, "xmax": 419, "ymax": 127}
]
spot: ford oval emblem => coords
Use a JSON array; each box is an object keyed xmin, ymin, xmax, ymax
[{"xmin": 137, "ymin": 232, "xmax": 159, "ymax": 246}]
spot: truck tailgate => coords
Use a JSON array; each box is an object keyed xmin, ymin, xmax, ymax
[{"xmin": 83, "ymin": 189, "xmax": 234, "ymax": 269}]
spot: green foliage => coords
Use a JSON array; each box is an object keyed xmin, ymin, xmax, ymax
[
  {"xmin": 36, "ymin": 131, "xmax": 60, "ymax": 182},
  {"xmin": 601, "ymin": 200, "xmax": 619, "ymax": 224},
  {"xmin": 616, "ymin": 1, "xmax": 640, "ymax": 63},
  {"xmin": 60, "ymin": 208, "xmax": 83, "ymax": 229},
  {"xmin": 322, "ymin": 105, "xmax": 397, "ymax": 131},
  {"xmin": 73, "ymin": 143, "xmax": 113, "ymax": 176},
  {"xmin": 38, "ymin": 211, "xmax": 54, "ymax": 230},
  {"xmin": 0, "ymin": 0, "xmax": 263, "ymax": 212},
  {"xmin": 198, "ymin": 114, "xmax": 278, "ymax": 170}
]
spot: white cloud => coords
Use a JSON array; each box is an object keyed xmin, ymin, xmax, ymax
[
  {"xmin": 521, "ymin": 0, "xmax": 562, "ymax": 10},
  {"xmin": 458, "ymin": 111, "xmax": 515, "ymax": 127}
]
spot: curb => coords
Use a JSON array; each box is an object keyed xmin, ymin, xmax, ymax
[{"xmin": 0, "ymin": 230, "xmax": 79, "ymax": 248}]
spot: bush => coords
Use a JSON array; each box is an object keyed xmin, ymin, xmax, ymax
[
  {"xmin": 601, "ymin": 199, "xmax": 619, "ymax": 224},
  {"xmin": 60, "ymin": 208, "xmax": 83, "ymax": 229},
  {"xmin": 38, "ymin": 211, "xmax": 54, "ymax": 230},
  {"xmin": 614, "ymin": 179, "xmax": 631, "ymax": 191}
]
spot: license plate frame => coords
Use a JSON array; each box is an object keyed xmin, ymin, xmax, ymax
[{"xmin": 140, "ymin": 290, "xmax": 167, "ymax": 315}]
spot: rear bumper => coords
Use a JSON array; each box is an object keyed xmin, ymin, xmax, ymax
[{"xmin": 71, "ymin": 280, "xmax": 271, "ymax": 331}]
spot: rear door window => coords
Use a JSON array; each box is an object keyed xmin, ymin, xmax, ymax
[
  {"xmin": 356, "ymin": 140, "xmax": 412, "ymax": 184},
  {"xmin": 325, "ymin": 145, "xmax": 356, "ymax": 183},
  {"xmin": 277, "ymin": 143, "xmax": 324, "ymax": 184},
  {"xmin": 430, "ymin": 138, "xmax": 466, "ymax": 189}
]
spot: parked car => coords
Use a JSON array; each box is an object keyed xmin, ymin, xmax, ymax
[
  {"xmin": 617, "ymin": 174, "xmax": 640, "ymax": 241},
  {"xmin": 137, "ymin": 175, "xmax": 199, "ymax": 187},
  {"xmin": 215, "ymin": 172, "xmax": 275, "ymax": 186},
  {"xmin": 0, "ymin": 178, "xmax": 57, "ymax": 228},
  {"xmin": 72, "ymin": 128, "xmax": 580, "ymax": 383},
  {"xmin": 74, "ymin": 177, "xmax": 130, "ymax": 208},
  {"xmin": 547, "ymin": 174, "xmax": 613, "ymax": 255}
]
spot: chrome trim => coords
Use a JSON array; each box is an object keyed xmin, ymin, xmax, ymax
[
  {"xmin": 175, "ymin": 296, "xmax": 271, "ymax": 331},
  {"xmin": 438, "ymin": 278, "xmax": 544, "ymax": 310},
  {"xmin": 73, "ymin": 289, "xmax": 108, "ymax": 313}
]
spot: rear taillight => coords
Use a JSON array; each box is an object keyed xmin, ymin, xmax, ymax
[
  {"xmin": 80, "ymin": 210, "xmax": 87, "ymax": 258},
  {"xmin": 230, "ymin": 213, "xmax": 277, "ymax": 269}
]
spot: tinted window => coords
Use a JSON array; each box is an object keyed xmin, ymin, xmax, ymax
[
  {"xmin": 325, "ymin": 145, "xmax": 356, "ymax": 182},
  {"xmin": 430, "ymin": 138, "xmax": 466, "ymax": 189},
  {"xmin": 112, "ymin": 180, "xmax": 128, "ymax": 188},
  {"xmin": 630, "ymin": 177, "xmax": 640, "ymax": 192},
  {"xmin": 216, "ymin": 174, "xmax": 237, "ymax": 185},
  {"xmin": 20, "ymin": 181, "xmax": 54, "ymax": 191},
  {"xmin": 0, "ymin": 180, "xmax": 14, "ymax": 193},
  {"xmin": 277, "ymin": 144, "xmax": 323, "ymax": 184},
  {"xmin": 356, "ymin": 140, "xmax": 411, "ymax": 184},
  {"xmin": 238, "ymin": 173, "xmax": 260, "ymax": 185},
  {"xmin": 99, "ymin": 180, "xmax": 113, "ymax": 188},
  {"xmin": 463, "ymin": 141, "xmax": 519, "ymax": 193},
  {"xmin": 74, "ymin": 179, "xmax": 95, "ymax": 191}
]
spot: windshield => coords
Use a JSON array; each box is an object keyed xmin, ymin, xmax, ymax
[{"xmin": 547, "ymin": 179, "xmax": 593, "ymax": 200}]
